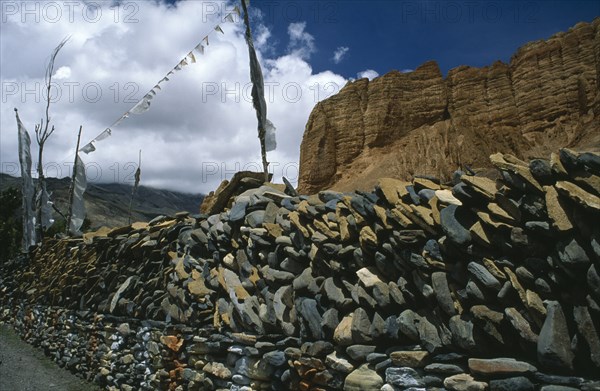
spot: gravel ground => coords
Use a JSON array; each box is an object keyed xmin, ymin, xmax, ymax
[{"xmin": 0, "ymin": 325, "xmax": 100, "ymax": 391}]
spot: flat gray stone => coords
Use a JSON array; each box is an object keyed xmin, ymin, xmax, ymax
[
  {"xmin": 489, "ymin": 376, "xmax": 534, "ymax": 391},
  {"xmin": 323, "ymin": 277, "xmax": 347, "ymax": 306},
  {"xmin": 431, "ymin": 272, "xmax": 456, "ymax": 316},
  {"xmin": 557, "ymin": 238, "xmax": 590, "ymax": 267},
  {"xmin": 385, "ymin": 367, "xmax": 424, "ymax": 387},
  {"xmin": 229, "ymin": 201, "xmax": 248, "ymax": 222},
  {"xmin": 297, "ymin": 298, "xmax": 323, "ymax": 340},
  {"xmin": 505, "ymin": 307, "xmax": 538, "ymax": 344},
  {"xmin": 344, "ymin": 364, "xmax": 383, "ymax": 391},
  {"xmin": 468, "ymin": 358, "xmax": 537, "ymax": 376},
  {"xmin": 351, "ymin": 308, "xmax": 373, "ymax": 343},
  {"xmin": 540, "ymin": 386, "xmax": 580, "ymax": 391},
  {"xmin": 245, "ymin": 210, "xmax": 265, "ymax": 228},
  {"xmin": 573, "ymin": 306, "xmax": 600, "ymax": 368},
  {"xmin": 423, "ymin": 363, "xmax": 465, "ymax": 375},
  {"xmin": 326, "ymin": 351, "xmax": 354, "ymax": 374},
  {"xmin": 449, "ymin": 315, "xmax": 476, "ymax": 352},
  {"xmin": 110, "ymin": 276, "xmax": 134, "ymax": 313},
  {"xmin": 262, "ymin": 350, "xmax": 286, "ymax": 367},
  {"xmin": 440, "ymin": 204, "xmax": 471, "ymax": 245},
  {"xmin": 468, "ymin": 262, "xmax": 501, "ymax": 291},
  {"xmin": 346, "ymin": 345, "xmax": 376, "ymax": 361},
  {"xmin": 416, "ymin": 315, "xmax": 443, "ymax": 353},
  {"xmin": 398, "ymin": 310, "xmax": 420, "ymax": 341},
  {"xmin": 537, "ymin": 301, "xmax": 574, "ymax": 371}
]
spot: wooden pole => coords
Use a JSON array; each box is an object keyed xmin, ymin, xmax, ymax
[
  {"xmin": 66, "ymin": 125, "xmax": 82, "ymax": 235},
  {"xmin": 240, "ymin": 0, "xmax": 270, "ymax": 183},
  {"xmin": 128, "ymin": 150, "xmax": 141, "ymax": 225},
  {"xmin": 260, "ymin": 130, "xmax": 269, "ymax": 183}
]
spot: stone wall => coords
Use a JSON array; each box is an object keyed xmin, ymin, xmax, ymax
[{"xmin": 2, "ymin": 148, "xmax": 600, "ymax": 391}]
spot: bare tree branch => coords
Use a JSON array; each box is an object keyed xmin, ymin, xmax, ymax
[
  {"xmin": 34, "ymin": 36, "xmax": 69, "ymax": 242},
  {"xmin": 36, "ymin": 37, "xmax": 69, "ymax": 146}
]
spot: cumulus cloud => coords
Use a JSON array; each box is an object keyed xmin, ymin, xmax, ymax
[
  {"xmin": 53, "ymin": 66, "xmax": 72, "ymax": 80},
  {"xmin": 333, "ymin": 46, "xmax": 349, "ymax": 64},
  {"xmin": 287, "ymin": 21, "xmax": 315, "ymax": 60},
  {"xmin": 357, "ymin": 69, "xmax": 379, "ymax": 80},
  {"xmin": 255, "ymin": 24, "xmax": 272, "ymax": 50},
  {"xmin": 0, "ymin": 1, "xmax": 346, "ymax": 194}
]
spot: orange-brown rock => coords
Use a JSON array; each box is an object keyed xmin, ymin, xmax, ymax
[
  {"xmin": 160, "ymin": 335, "xmax": 184, "ymax": 352},
  {"xmin": 298, "ymin": 18, "xmax": 600, "ymax": 194},
  {"xmin": 199, "ymin": 171, "xmax": 272, "ymax": 214}
]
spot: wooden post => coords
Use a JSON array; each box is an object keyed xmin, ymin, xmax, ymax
[
  {"xmin": 128, "ymin": 149, "xmax": 141, "ymax": 225},
  {"xmin": 240, "ymin": 0, "xmax": 270, "ymax": 184},
  {"xmin": 260, "ymin": 129, "xmax": 269, "ymax": 183}
]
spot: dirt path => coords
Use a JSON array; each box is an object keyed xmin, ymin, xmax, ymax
[{"xmin": 0, "ymin": 325, "xmax": 100, "ymax": 391}]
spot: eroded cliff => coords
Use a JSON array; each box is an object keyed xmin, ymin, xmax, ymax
[{"xmin": 298, "ymin": 18, "xmax": 600, "ymax": 194}]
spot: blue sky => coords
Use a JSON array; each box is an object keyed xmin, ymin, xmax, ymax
[
  {"xmin": 1, "ymin": 0, "xmax": 598, "ymax": 193},
  {"xmin": 244, "ymin": 0, "xmax": 600, "ymax": 77}
]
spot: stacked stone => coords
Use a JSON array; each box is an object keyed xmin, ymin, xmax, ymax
[
  {"xmin": 3, "ymin": 305, "xmax": 599, "ymax": 390},
  {"xmin": 1, "ymin": 148, "xmax": 599, "ymax": 390},
  {"xmin": 3, "ymin": 305, "xmax": 102, "ymax": 383}
]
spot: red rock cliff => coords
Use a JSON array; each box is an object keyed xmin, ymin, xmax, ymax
[{"xmin": 298, "ymin": 18, "xmax": 600, "ymax": 194}]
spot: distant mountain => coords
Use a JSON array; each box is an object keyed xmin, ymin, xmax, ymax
[{"xmin": 0, "ymin": 173, "xmax": 204, "ymax": 229}]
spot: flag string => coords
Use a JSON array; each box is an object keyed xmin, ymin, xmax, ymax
[{"xmin": 79, "ymin": 6, "xmax": 240, "ymax": 154}]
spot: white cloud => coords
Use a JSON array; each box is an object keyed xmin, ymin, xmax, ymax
[
  {"xmin": 255, "ymin": 24, "xmax": 272, "ymax": 49},
  {"xmin": 287, "ymin": 21, "xmax": 315, "ymax": 60},
  {"xmin": 357, "ymin": 69, "xmax": 379, "ymax": 80},
  {"xmin": 401, "ymin": 69, "xmax": 414, "ymax": 73},
  {"xmin": 333, "ymin": 46, "xmax": 349, "ymax": 64},
  {"xmin": 0, "ymin": 1, "xmax": 346, "ymax": 194},
  {"xmin": 53, "ymin": 66, "xmax": 72, "ymax": 80}
]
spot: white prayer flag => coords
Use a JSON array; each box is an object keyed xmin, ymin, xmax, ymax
[
  {"xmin": 94, "ymin": 128, "xmax": 112, "ymax": 141},
  {"xmin": 265, "ymin": 119, "xmax": 277, "ymax": 152},
  {"xmin": 241, "ymin": 0, "xmax": 277, "ymax": 155},
  {"xmin": 130, "ymin": 95, "xmax": 152, "ymax": 114},
  {"xmin": 15, "ymin": 109, "xmax": 36, "ymax": 250},
  {"xmin": 111, "ymin": 114, "xmax": 128, "ymax": 128},
  {"xmin": 40, "ymin": 183, "xmax": 54, "ymax": 230},
  {"xmin": 80, "ymin": 13, "xmax": 238, "ymax": 151},
  {"xmin": 69, "ymin": 154, "xmax": 87, "ymax": 234},
  {"xmin": 80, "ymin": 142, "xmax": 96, "ymax": 154}
]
